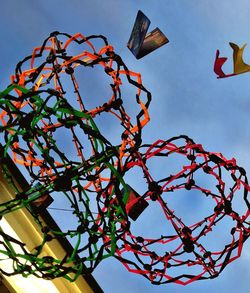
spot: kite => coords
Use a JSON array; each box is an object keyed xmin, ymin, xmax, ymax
[
  {"xmin": 127, "ymin": 10, "xmax": 169, "ymax": 59},
  {"xmin": 214, "ymin": 42, "xmax": 250, "ymax": 78},
  {"xmin": 0, "ymin": 31, "xmax": 151, "ymax": 280},
  {"xmin": 0, "ymin": 32, "xmax": 249, "ymax": 286},
  {"xmin": 110, "ymin": 136, "xmax": 250, "ymax": 285}
]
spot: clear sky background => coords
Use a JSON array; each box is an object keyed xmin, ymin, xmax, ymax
[{"xmin": 1, "ymin": 1, "xmax": 250, "ymax": 292}]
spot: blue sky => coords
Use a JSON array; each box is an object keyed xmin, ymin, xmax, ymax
[{"xmin": 1, "ymin": 1, "xmax": 250, "ymax": 292}]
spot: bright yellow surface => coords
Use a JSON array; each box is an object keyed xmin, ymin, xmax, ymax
[{"xmin": 0, "ymin": 171, "xmax": 93, "ymax": 293}]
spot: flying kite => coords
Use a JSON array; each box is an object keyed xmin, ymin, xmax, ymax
[
  {"xmin": 0, "ymin": 31, "xmax": 151, "ymax": 280},
  {"xmin": 214, "ymin": 42, "xmax": 250, "ymax": 78},
  {"xmin": 112, "ymin": 136, "xmax": 250, "ymax": 285},
  {"xmin": 0, "ymin": 32, "xmax": 249, "ymax": 286},
  {"xmin": 127, "ymin": 10, "xmax": 169, "ymax": 59}
]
